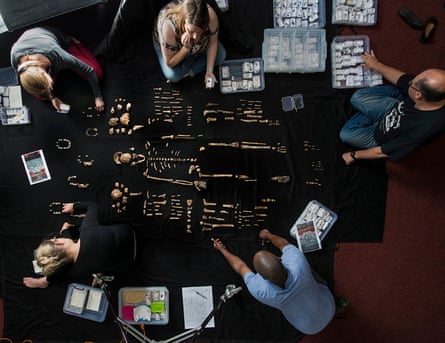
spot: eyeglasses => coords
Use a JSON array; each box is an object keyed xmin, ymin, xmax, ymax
[{"xmin": 409, "ymin": 80, "xmax": 423, "ymax": 94}]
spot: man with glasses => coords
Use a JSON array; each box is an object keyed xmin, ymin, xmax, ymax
[{"xmin": 340, "ymin": 50, "xmax": 445, "ymax": 164}]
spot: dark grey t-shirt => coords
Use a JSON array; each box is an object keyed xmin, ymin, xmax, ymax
[{"xmin": 10, "ymin": 26, "xmax": 102, "ymax": 98}]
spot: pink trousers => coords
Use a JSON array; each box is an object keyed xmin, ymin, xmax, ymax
[{"xmin": 68, "ymin": 42, "xmax": 103, "ymax": 80}]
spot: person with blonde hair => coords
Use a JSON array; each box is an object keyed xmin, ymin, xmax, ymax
[
  {"xmin": 34, "ymin": 238, "xmax": 75, "ymax": 277},
  {"xmin": 11, "ymin": 26, "xmax": 105, "ymax": 112},
  {"xmin": 23, "ymin": 202, "xmax": 136, "ymax": 288},
  {"xmin": 153, "ymin": 0, "xmax": 226, "ymax": 86}
]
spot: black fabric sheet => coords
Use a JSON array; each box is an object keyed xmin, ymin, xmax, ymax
[
  {"xmin": 0, "ymin": 0, "xmax": 387, "ymax": 341},
  {"xmin": 0, "ymin": 0, "xmax": 107, "ymax": 32}
]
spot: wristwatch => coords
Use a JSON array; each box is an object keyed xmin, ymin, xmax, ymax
[{"xmin": 350, "ymin": 151, "xmax": 357, "ymax": 160}]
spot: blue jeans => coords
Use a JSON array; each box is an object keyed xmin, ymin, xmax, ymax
[
  {"xmin": 153, "ymin": 39, "xmax": 226, "ymax": 82},
  {"xmin": 339, "ymin": 86, "xmax": 403, "ymax": 148}
]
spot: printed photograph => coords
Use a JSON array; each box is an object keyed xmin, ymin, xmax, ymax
[{"xmin": 21, "ymin": 149, "xmax": 51, "ymax": 185}]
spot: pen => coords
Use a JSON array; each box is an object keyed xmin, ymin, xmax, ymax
[{"xmin": 195, "ymin": 290, "xmax": 207, "ymax": 299}]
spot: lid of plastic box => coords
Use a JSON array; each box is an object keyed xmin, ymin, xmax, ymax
[
  {"xmin": 273, "ymin": 0, "xmax": 326, "ymax": 28},
  {"xmin": 332, "ymin": 0, "xmax": 378, "ymax": 26}
]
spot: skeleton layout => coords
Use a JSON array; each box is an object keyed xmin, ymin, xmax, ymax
[{"xmin": 48, "ymin": 94, "xmax": 327, "ymax": 234}]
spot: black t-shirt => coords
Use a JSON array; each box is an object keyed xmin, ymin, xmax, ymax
[
  {"xmin": 47, "ymin": 202, "xmax": 135, "ymax": 283},
  {"xmin": 374, "ymin": 74, "xmax": 445, "ymax": 161}
]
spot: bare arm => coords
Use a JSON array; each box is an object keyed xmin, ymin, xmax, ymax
[
  {"xmin": 258, "ymin": 229, "xmax": 288, "ymax": 252},
  {"xmin": 212, "ymin": 238, "xmax": 252, "ymax": 277},
  {"xmin": 204, "ymin": 7, "xmax": 219, "ymax": 86},
  {"xmin": 342, "ymin": 146, "xmax": 389, "ymax": 165},
  {"xmin": 23, "ymin": 276, "xmax": 49, "ymax": 288},
  {"xmin": 362, "ymin": 50, "xmax": 404, "ymax": 85},
  {"xmin": 159, "ymin": 21, "xmax": 191, "ymax": 68}
]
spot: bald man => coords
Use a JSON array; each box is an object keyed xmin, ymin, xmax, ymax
[
  {"xmin": 212, "ymin": 230, "xmax": 335, "ymax": 335},
  {"xmin": 340, "ymin": 50, "xmax": 445, "ymax": 164}
]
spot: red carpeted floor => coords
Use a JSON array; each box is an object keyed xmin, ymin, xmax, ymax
[
  {"xmin": 1, "ymin": 0, "xmax": 445, "ymax": 341},
  {"xmin": 303, "ymin": 1, "xmax": 445, "ymax": 342}
]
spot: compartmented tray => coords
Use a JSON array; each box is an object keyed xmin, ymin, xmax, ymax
[
  {"xmin": 332, "ymin": 0, "xmax": 378, "ymax": 26},
  {"xmin": 119, "ymin": 287, "xmax": 169, "ymax": 325},
  {"xmin": 281, "ymin": 94, "xmax": 304, "ymax": 112},
  {"xmin": 273, "ymin": 0, "xmax": 326, "ymax": 28},
  {"xmin": 262, "ymin": 28, "xmax": 326, "ymax": 73},
  {"xmin": 219, "ymin": 58, "xmax": 265, "ymax": 94},
  {"xmin": 289, "ymin": 200, "xmax": 337, "ymax": 241},
  {"xmin": 0, "ymin": 106, "xmax": 31, "ymax": 125},
  {"xmin": 63, "ymin": 283, "xmax": 109, "ymax": 322},
  {"xmin": 331, "ymin": 35, "xmax": 382, "ymax": 89}
]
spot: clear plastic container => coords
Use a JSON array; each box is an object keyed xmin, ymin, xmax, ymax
[
  {"xmin": 281, "ymin": 94, "xmax": 304, "ymax": 112},
  {"xmin": 263, "ymin": 28, "xmax": 326, "ymax": 73},
  {"xmin": 332, "ymin": 0, "xmax": 378, "ymax": 26},
  {"xmin": 215, "ymin": 0, "xmax": 229, "ymax": 12},
  {"xmin": 331, "ymin": 35, "xmax": 382, "ymax": 89},
  {"xmin": 63, "ymin": 283, "xmax": 109, "ymax": 322},
  {"xmin": 289, "ymin": 200, "xmax": 337, "ymax": 241},
  {"xmin": 119, "ymin": 287, "xmax": 169, "ymax": 325},
  {"xmin": 219, "ymin": 58, "xmax": 265, "ymax": 94},
  {"xmin": 273, "ymin": 0, "xmax": 326, "ymax": 28}
]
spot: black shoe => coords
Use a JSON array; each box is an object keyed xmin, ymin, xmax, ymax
[
  {"xmin": 335, "ymin": 296, "xmax": 349, "ymax": 314},
  {"xmin": 420, "ymin": 16, "xmax": 438, "ymax": 43},
  {"xmin": 399, "ymin": 8, "xmax": 424, "ymax": 29}
]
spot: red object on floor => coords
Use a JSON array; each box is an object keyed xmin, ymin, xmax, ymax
[{"xmin": 303, "ymin": 0, "xmax": 445, "ymax": 341}]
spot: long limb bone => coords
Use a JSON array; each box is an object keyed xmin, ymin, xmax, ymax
[{"xmin": 143, "ymin": 170, "xmax": 207, "ymax": 191}]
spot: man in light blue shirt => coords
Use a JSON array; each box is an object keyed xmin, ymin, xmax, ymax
[{"xmin": 212, "ymin": 229, "xmax": 335, "ymax": 335}]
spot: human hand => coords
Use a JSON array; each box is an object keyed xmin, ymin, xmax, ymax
[
  {"xmin": 91, "ymin": 276, "xmax": 98, "ymax": 287},
  {"xmin": 361, "ymin": 50, "xmax": 380, "ymax": 71},
  {"xmin": 59, "ymin": 222, "xmax": 74, "ymax": 234},
  {"xmin": 62, "ymin": 203, "xmax": 74, "ymax": 214},
  {"xmin": 23, "ymin": 276, "xmax": 49, "ymax": 288},
  {"xmin": 205, "ymin": 71, "xmax": 217, "ymax": 89},
  {"xmin": 258, "ymin": 229, "xmax": 271, "ymax": 244},
  {"xmin": 211, "ymin": 238, "xmax": 226, "ymax": 252},
  {"xmin": 342, "ymin": 152, "xmax": 356, "ymax": 165},
  {"xmin": 51, "ymin": 97, "xmax": 66, "ymax": 111},
  {"xmin": 181, "ymin": 32, "xmax": 193, "ymax": 49},
  {"xmin": 95, "ymin": 97, "xmax": 105, "ymax": 112}
]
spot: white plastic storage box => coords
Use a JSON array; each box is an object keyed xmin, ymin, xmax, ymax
[
  {"xmin": 273, "ymin": 0, "xmax": 326, "ymax": 28},
  {"xmin": 119, "ymin": 287, "xmax": 169, "ymax": 325},
  {"xmin": 332, "ymin": 0, "xmax": 377, "ymax": 26},
  {"xmin": 331, "ymin": 35, "xmax": 382, "ymax": 88},
  {"xmin": 289, "ymin": 200, "xmax": 337, "ymax": 241},
  {"xmin": 219, "ymin": 58, "xmax": 265, "ymax": 94},
  {"xmin": 263, "ymin": 28, "xmax": 326, "ymax": 73}
]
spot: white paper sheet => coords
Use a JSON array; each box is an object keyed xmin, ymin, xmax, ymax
[
  {"xmin": 86, "ymin": 289, "xmax": 103, "ymax": 312},
  {"xmin": 181, "ymin": 286, "xmax": 214, "ymax": 329}
]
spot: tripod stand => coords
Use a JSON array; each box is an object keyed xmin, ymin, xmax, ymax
[{"xmin": 93, "ymin": 274, "xmax": 242, "ymax": 343}]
